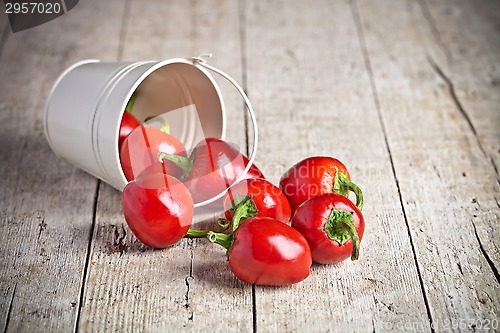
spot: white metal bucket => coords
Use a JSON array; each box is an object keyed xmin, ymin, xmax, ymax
[{"xmin": 44, "ymin": 56, "xmax": 258, "ymax": 209}]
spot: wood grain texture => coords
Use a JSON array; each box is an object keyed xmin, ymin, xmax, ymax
[
  {"xmin": 355, "ymin": 0, "xmax": 499, "ymax": 329},
  {"xmin": 0, "ymin": 0, "xmax": 498, "ymax": 332},
  {"xmin": 77, "ymin": 0, "xmax": 253, "ymax": 332},
  {"xmin": 0, "ymin": 0, "xmax": 126, "ymax": 332},
  {"xmin": 419, "ymin": 0, "xmax": 500, "ymax": 171},
  {"xmin": 417, "ymin": 0, "xmax": 500, "ymax": 276},
  {"xmin": 244, "ymin": 0, "xmax": 431, "ymax": 331}
]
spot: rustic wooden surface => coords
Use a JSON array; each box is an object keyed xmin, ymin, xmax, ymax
[{"xmin": 0, "ymin": 0, "xmax": 498, "ymax": 332}]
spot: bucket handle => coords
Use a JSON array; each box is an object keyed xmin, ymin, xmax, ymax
[{"xmin": 190, "ymin": 54, "xmax": 259, "ymax": 206}]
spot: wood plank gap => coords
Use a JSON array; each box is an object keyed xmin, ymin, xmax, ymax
[
  {"xmin": 117, "ymin": 0, "xmax": 132, "ymax": 62},
  {"xmin": 426, "ymin": 55, "xmax": 500, "ymax": 182},
  {"xmin": 427, "ymin": 52, "xmax": 500, "ymax": 183},
  {"xmin": 471, "ymin": 219, "xmax": 500, "ymax": 284},
  {"xmin": 426, "ymin": 56, "xmax": 490, "ymax": 159},
  {"xmin": 428, "ymin": 52, "xmax": 500, "ymax": 182},
  {"xmin": 73, "ymin": 180, "xmax": 101, "ymax": 333},
  {"xmin": 238, "ymin": 4, "xmax": 255, "ymax": 330},
  {"xmin": 238, "ymin": 0, "xmax": 250, "ymax": 157},
  {"xmin": 371, "ymin": 317, "xmax": 376, "ymax": 333},
  {"xmin": 416, "ymin": 0, "xmax": 452, "ymax": 64},
  {"xmin": 251, "ymin": 285, "xmax": 256, "ymax": 333},
  {"xmin": 184, "ymin": 239, "xmax": 194, "ymax": 323},
  {"xmin": 350, "ymin": 1, "xmax": 436, "ymax": 331},
  {"xmin": 2, "ymin": 284, "xmax": 16, "ymax": 333},
  {"xmin": 241, "ymin": 9, "xmax": 253, "ymax": 325}
]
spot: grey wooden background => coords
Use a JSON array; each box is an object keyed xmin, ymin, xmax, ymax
[{"xmin": 0, "ymin": 0, "xmax": 498, "ymax": 332}]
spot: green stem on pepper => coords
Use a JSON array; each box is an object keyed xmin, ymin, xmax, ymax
[
  {"xmin": 144, "ymin": 116, "xmax": 171, "ymax": 134},
  {"xmin": 184, "ymin": 194, "xmax": 259, "ymax": 255},
  {"xmin": 125, "ymin": 93, "xmax": 136, "ymax": 114},
  {"xmin": 157, "ymin": 152, "xmax": 193, "ymax": 180},
  {"xmin": 185, "ymin": 218, "xmax": 230, "ymax": 238},
  {"xmin": 185, "ymin": 228, "xmax": 210, "ymax": 238},
  {"xmin": 158, "ymin": 120, "xmax": 170, "ymax": 134},
  {"xmin": 324, "ymin": 208, "xmax": 360, "ymax": 260},
  {"xmin": 333, "ymin": 171, "xmax": 364, "ymax": 211},
  {"xmin": 207, "ymin": 231, "xmax": 233, "ymax": 253},
  {"xmin": 229, "ymin": 195, "xmax": 258, "ymax": 232}
]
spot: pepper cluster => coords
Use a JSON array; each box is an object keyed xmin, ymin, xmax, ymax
[{"xmin": 118, "ymin": 98, "xmax": 365, "ymax": 286}]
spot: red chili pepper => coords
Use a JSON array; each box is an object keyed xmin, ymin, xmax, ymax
[
  {"xmin": 291, "ymin": 193, "xmax": 364, "ymax": 264},
  {"xmin": 120, "ymin": 126, "xmax": 187, "ymax": 181},
  {"xmin": 209, "ymin": 217, "xmax": 312, "ymax": 286},
  {"xmin": 118, "ymin": 112, "xmax": 141, "ymax": 149},
  {"xmin": 279, "ymin": 156, "xmax": 363, "ymax": 212},
  {"xmin": 161, "ymin": 138, "xmax": 264, "ymax": 204},
  {"xmin": 118, "ymin": 94, "xmax": 140, "ymax": 149},
  {"xmin": 223, "ymin": 178, "xmax": 291, "ymax": 225},
  {"xmin": 122, "ymin": 173, "xmax": 194, "ymax": 248}
]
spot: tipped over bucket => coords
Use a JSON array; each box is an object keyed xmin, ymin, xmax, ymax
[{"xmin": 44, "ymin": 57, "xmax": 258, "ymax": 210}]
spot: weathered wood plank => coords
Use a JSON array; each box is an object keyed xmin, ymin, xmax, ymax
[
  {"xmin": 77, "ymin": 0, "xmax": 253, "ymax": 331},
  {"xmin": 245, "ymin": 0, "xmax": 431, "ymax": 331},
  {"xmin": 0, "ymin": 0, "xmax": 497, "ymax": 332},
  {"xmin": 0, "ymin": 0, "xmax": 127, "ymax": 332},
  {"xmin": 419, "ymin": 0, "xmax": 500, "ymax": 172},
  {"xmin": 355, "ymin": 0, "xmax": 499, "ymax": 329},
  {"xmin": 417, "ymin": 0, "xmax": 500, "ymax": 276}
]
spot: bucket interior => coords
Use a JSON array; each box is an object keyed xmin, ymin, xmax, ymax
[
  {"xmin": 129, "ymin": 62, "xmax": 224, "ymax": 151},
  {"xmin": 118, "ymin": 60, "xmax": 259, "ymax": 222}
]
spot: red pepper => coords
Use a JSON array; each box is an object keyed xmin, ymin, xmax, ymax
[
  {"xmin": 118, "ymin": 112, "xmax": 141, "ymax": 149},
  {"xmin": 224, "ymin": 178, "xmax": 291, "ymax": 225},
  {"xmin": 161, "ymin": 138, "xmax": 264, "ymax": 204},
  {"xmin": 279, "ymin": 156, "xmax": 363, "ymax": 212},
  {"xmin": 209, "ymin": 217, "xmax": 312, "ymax": 286},
  {"xmin": 122, "ymin": 173, "xmax": 194, "ymax": 248},
  {"xmin": 120, "ymin": 126, "xmax": 187, "ymax": 181},
  {"xmin": 291, "ymin": 193, "xmax": 364, "ymax": 264}
]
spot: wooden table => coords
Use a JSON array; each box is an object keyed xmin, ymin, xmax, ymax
[{"xmin": 0, "ymin": 0, "xmax": 498, "ymax": 332}]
